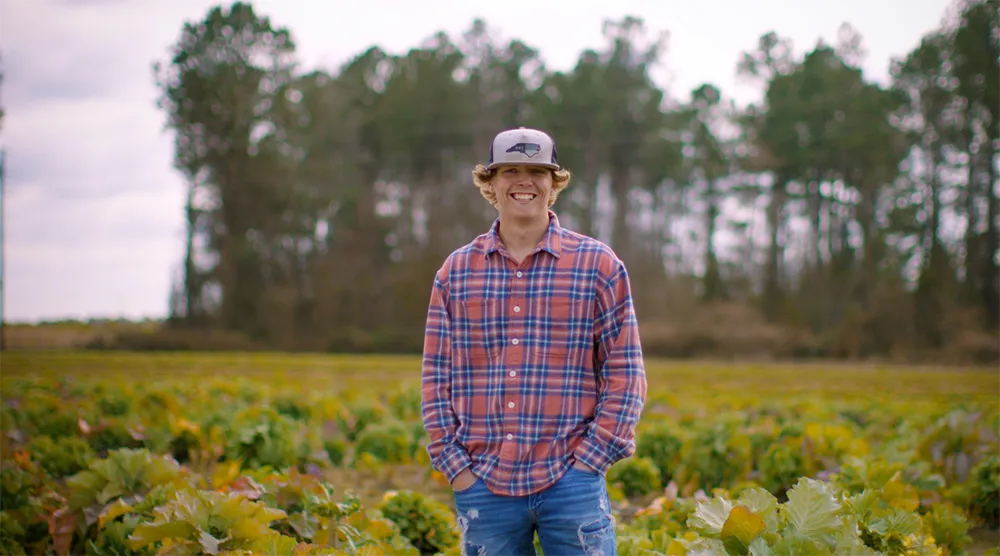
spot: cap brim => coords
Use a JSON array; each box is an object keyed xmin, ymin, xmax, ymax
[{"xmin": 487, "ymin": 162, "xmax": 560, "ymax": 171}]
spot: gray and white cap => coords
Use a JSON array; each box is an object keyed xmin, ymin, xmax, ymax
[{"xmin": 487, "ymin": 127, "xmax": 560, "ymax": 170}]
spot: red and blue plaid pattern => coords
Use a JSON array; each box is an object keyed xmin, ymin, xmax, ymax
[{"xmin": 421, "ymin": 211, "xmax": 647, "ymax": 497}]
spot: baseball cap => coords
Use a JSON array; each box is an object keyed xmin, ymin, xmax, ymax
[{"xmin": 487, "ymin": 127, "xmax": 560, "ymax": 170}]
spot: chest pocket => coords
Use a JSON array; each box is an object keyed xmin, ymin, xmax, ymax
[
  {"xmin": 454, "ymin": 297, "xmax": 503, "ymax": 365},
  {"xmin": 531, "ymin": 297, "xmax": 576, "ymax": 367}
]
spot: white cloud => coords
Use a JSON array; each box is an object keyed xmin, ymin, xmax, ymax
[
  {"xmin": 6, "ymin": 185, "xmax": 185, "ymax": 321},
  {"xmin": 7, "ymin": 97, "xmax": 174, "ymax": 195}
]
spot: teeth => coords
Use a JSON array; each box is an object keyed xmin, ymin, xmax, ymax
[{"xmin": 512, "ymin": 193, "xmax": 536, "ymax": 200}]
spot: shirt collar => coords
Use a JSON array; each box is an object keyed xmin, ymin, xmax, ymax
[{"xmin": 485, "ymin": 210, "xmax": 563, "ymax": 259}]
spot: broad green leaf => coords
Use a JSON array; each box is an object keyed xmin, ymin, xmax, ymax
[
  {"xmin": 98, "ymin": 498, "xmax": 134, "ymax": 528},
  {"xmin": 97, "ymin": 482, "xmax": 124, "ymax": 505},
  {"xmin": 770, "ymin": 533, "xmax": 832, "ymax": 556},
  {"xmin": 834, "ymin": 518, "xmax": 878, "ymax": 556},
  {"xmin": 199, "ymin": 530, "xmax": 222, "ymax": 555},
  {"xmin": 721, "ymin": 506, "xmax": 767, "ymax": 556},
  {"xmin": 665, "ymin": 539, "xmax": 688, "ymax": 555},
  {"xmin": 128, "ymin": 520, "xmax": 197, "ymax": 550},
  {"xmin": 868, "ymin": 508, "xmax": 920, "ymax": 538},
  {"xmin": 747, "ymin": 537, "xmax": 774, "ymax": 556},
  {"xmin": 687, "ymin": 496, "xmax": 734, "ymax": 538},
  {"xmin": 782, "ymin": 478, "xmax": 841, "ymax": 540},
  {"xmin": 686, "ymin": 537, "xmax": 728, "ymax": 556},
  {"xmin": 229, "ymin": 515, "xmax": 273, "ymax": 540},
  {"xmin": 288, "ymin": 512, "xmax": 319, "ymax": 539},
  {"xmin": 844, "ymin": 489, "xmax": 879, "ymax": 521},
  {"xmin": 247, "ymin": 533, "xmax": 299, "ymax": 556},
  {"xmin": 158, "ymin": 539, "xmax": 201, "ymax": 556},
  {"xmin": 363, "ymin": 517, "xmax": 397, "ymax": 540},
  {"xmin": 172, "ymin": 489, "xmax": 210, "ymax": 528},
  {"xmin": 736, "ymin": 488, "xmax": 780, "ymax": 532}
]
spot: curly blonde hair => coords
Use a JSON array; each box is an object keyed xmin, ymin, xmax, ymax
[{"xmin": 472, "ymin": 164, "xmax": 572, "ymax": 208}]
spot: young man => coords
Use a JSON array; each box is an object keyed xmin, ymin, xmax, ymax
[{"xmin": 420, "ymin": 127, "xmax": 647, "ymax": 555}]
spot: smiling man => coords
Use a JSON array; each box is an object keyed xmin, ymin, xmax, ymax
[{"xmin": 420, "ymin": 127, "xmax": 647, "ymax": 555}]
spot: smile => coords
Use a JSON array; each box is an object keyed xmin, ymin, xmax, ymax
[{"xmin": 510, "ymin": 192, "xmax": 537, "ymax": 202}]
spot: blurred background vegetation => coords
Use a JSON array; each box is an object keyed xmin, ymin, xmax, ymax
[{"xmin": 16, "ymin": 0, "xmax": 995, "ymax": 364}]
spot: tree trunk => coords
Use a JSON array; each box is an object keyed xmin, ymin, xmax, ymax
[
  {"xmin": 703, "ymin": 179, "xmax": 725, "ymax": 300},
  {"xmin": 182, "ymin": 182, "xmax": 199, "ymax": 323},
  {"xmin": 763, "ymin": 174, "xmax": 787, "ymax": 320},
  {"xmin": 983, "ymin": 140, "xmax": 999, "ymax": 328}
]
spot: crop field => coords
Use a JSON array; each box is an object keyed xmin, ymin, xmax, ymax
[{"xmin": 0, "ymin": 351, "xmax": 997, "ymax": 555}]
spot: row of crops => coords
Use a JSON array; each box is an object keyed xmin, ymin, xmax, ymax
[{"xmin": 1, "ymin": 354, "xmax": 997, "ymax": 555}]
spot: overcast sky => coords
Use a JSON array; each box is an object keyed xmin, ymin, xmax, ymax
[{"xmin": 1, "ymin": 0, "xmax": 954, "ymax": 322}]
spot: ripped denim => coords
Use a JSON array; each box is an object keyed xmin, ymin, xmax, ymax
[{"xmin": 452, "ymin": 466, "xmax": 616, "ymax": 556}]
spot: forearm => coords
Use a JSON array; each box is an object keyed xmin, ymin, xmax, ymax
[
  {"xmin": 421, "ymin": 362, "xmax": 471, "ymax": 481},
  {"xmin": 575, "ymin": 340, "xmax": 646, "ymax": 474},
  {"xmin": 574, "ymin": 264, "xmax": 647, "ymax": 474},
  {"xmin": 419, "ymin": 274, "xmax": 471, "ymax": 481}
]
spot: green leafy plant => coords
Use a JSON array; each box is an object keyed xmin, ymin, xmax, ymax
[
  {"xmin": 83, "ymin": 417, "xmax": 146, "ymax": 455},
  {"xmin": 126, "ymin": 488, "xmax": 291, "ymax": 554},
  {"xmin": 0, "ymin": 510, "xmax": 28, "ymax": 555},
  {"xmin": 680, "ymin": 477, "xmax": 949, "ymax": 556},
  {"xmin": 26, "ymin": 434, "xmax": 96, "ymax": 478},
  {"xmin": 15, "ymin": 389, "xmax": 78, "ymax": 439},
  {"xmin": 968, "ymin": 454, "xmax": 999, "ymax": 528},
  {"xmin": 66, "ymin": 448, "xmax": 188, "ymax": 510},
  {"xmin": 635, "ymin": 421, "xmax": 685, "ymax": 486},
  {"xmin": 922, "ymin": 502, "xmax": 973, "ymax": 555},
  {"xmin": 609, "ymin": 456, "xmax": 663, "ymax": 498},
  {"xmin": 679, "ymin": 418, "xmax": 752, "ymax": 493},
  {"xmin": 338, "ymin": 400, "xmax": 387, "ymax": 442},
  {"xmin": 224, "ymin": 407, "xmax": 303, "ymax": 470},
  {"xmin": 757, "ymin": 439, "xmax": 807, "ymax": 498},
  {"xmin": 378, "ymin": 490, "xmax": 459, "ymax": 554},
  {"xmin": 353, "ymin": 420, "xmax": 412, "ymax": 464}
]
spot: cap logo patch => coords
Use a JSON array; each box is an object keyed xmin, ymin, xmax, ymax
[{"xmin": 505, "ymin": 142, "xmax": 541, "ymax": 157}]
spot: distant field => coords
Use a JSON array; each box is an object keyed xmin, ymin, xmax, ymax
[
  {"xmin": 1, "ymin": 350, "xmax": 997, "ymax": 555},
  {"xmin": 2, "ymin": 350, "xmax": 996, "ymax": 405},
  {"xmin": 5, "ymin": 349, "xmax": 997, "ymax": 389},
  {"xmin": 2, "ymin": 321, "xmax": 159, "ymax": 349}
]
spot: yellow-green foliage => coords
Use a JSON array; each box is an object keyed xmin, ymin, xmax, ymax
[
  {"xmin": 0, "ymin": 351, "xmax": 996, "ymax": 555},
  {"xmin": 378, "ymin": 490, "xmax": 459, "ymax": 554}
]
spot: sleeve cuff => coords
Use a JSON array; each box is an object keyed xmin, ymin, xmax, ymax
[
  {"xmin": 573, "ymin": 434, "xmax": 616, "ymax": 476},
  {"xmin": 435, "ymin": 443, "xmax": 473, "ymax": 482}
]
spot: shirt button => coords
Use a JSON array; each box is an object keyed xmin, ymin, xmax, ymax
[
  {"xmin": 516, "ymin": 271, "xmax": 523, "ymax": 277},
  {"xmin": 512, "ymin": 338, "xmax": 519, "ymax": 345},
  {"xmin": 506, "ymin": 433, "xmax": 513, "ymax": 440},
  {"xmin": 509, "ymin": 371, "xmax": 516, "ymax": 377},
  {"xmin": 513, "ymin": 306, "xmax": 520, "ymax": 313},
  {"xmin": 508, "ymin": 401, "xmax": 515, "ymax": 408}
]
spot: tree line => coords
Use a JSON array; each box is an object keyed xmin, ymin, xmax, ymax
[{"xmin": 145, "ymin": 0, "xmax": 998, "ymax": 363}]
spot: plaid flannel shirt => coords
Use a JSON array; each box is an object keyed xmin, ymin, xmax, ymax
[{"xmin": 420, "ymin": 211, "xmax": 647, "ymax": 497}]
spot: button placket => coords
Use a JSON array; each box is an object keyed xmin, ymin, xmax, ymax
[{"xmin": 503, "ymin": 265, "xmax": 527, "ymax": 451}]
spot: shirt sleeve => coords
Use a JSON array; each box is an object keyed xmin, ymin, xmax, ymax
[
  {"xmin": 420, "ymin": 269, "xmax": 472, "ymax": 482},
  {"xmin": 573, "ymin": 259, "xmax": 647, "ymax": 475}
]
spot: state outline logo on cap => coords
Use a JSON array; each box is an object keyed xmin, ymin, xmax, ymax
[
  {"xmin": 487, "ymin": 126, "xmax": 560, "ymax": 171},
  {"xmin": 505, "ymin": 142, "xmax": 542, "ymax": 158}
]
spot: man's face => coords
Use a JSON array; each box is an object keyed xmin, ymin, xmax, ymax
[{"xmin": 492, "ymin": 164, "xmax": 553, "ymax": 221}]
